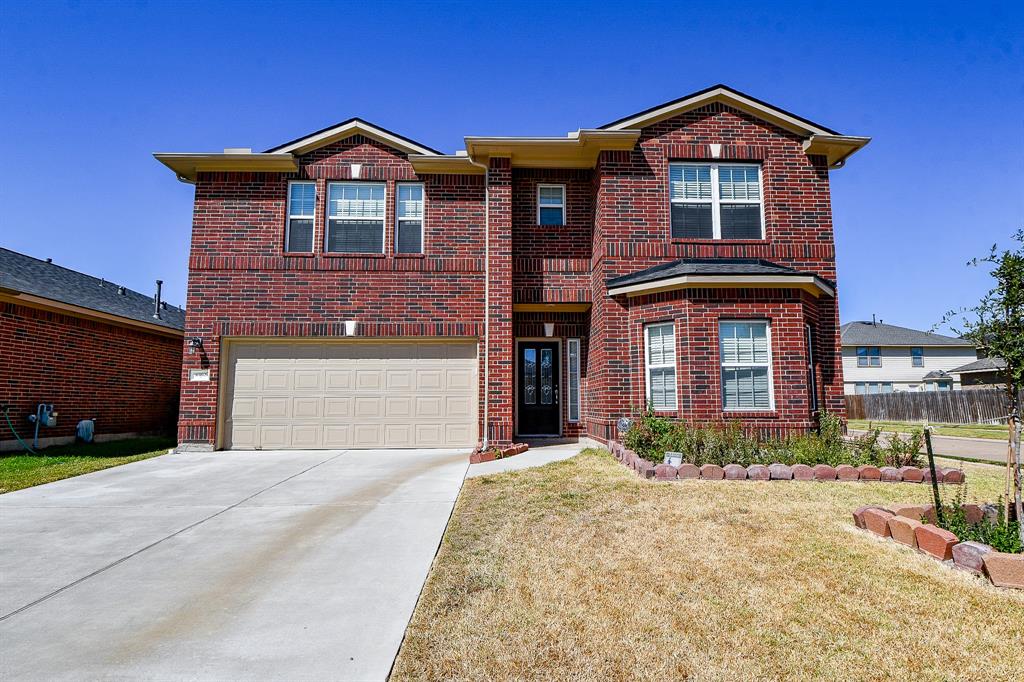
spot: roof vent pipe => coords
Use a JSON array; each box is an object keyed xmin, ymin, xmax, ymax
[{"xmin": 153, "ymin": 280, "xmax": 163, "ymax": 319}]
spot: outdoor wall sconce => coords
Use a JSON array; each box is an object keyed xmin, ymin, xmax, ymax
[
  {"xmin": 188, "ymin": 336, "xmax": 203, "ymax": 354},
  {"xmin": 543, "ymin": 323, "xmax": 555, "ymax": 337}
]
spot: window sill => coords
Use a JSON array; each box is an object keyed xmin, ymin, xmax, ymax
[
  {"xmin": 323, "ymin": 252, "xmax": 387, "ymax": 258},
  {"xmin": 281, "ymin": 252, "xmax": 317, "ymax": 258},
  {"xmin": 670, "ymin": 238, "xmax": 768, "ymax": 245},
  {"xmin": 721, "ymin": 410, "xmax": 778, "ymax": 419},
  {"xmin": 394, "ymin": 252, "xmax": 426, "ymax": 258}
]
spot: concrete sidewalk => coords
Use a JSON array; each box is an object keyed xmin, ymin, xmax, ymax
[
  {"xmin": 0, "ymin": 448, "xmax": 469, "ymax": 681},
  {"xmin": 466, "ymin": 438, "xmax": 600, "ymax": 478}
]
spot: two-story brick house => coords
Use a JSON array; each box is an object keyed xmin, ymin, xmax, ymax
[{"xmin": 157, "ymin": 85, "xmax": 868, "ymax": 451}]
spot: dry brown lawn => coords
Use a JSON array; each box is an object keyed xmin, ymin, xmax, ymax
[{"xmin": 392, "ymin": 450, "xmax": 1024, "ymax": 681}]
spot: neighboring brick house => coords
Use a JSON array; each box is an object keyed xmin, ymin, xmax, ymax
[
  {"xmin": 0, "ymin": 249, "xmax": 184, "ymax": 451},
  {"xmin": 156, "ymin": 84, "xmax": 869, "ymax": 451}
]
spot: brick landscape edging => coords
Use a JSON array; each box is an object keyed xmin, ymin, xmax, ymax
[
  {"xmin": 607, "ymin": 440, "xmax": 966, "ymax": 485},
  {"xmin": 853, "ymin": 503, "xmax": 1023, "ymax": 590},
  {"xmin": 469, "ymin": 442, "xmax": 529, "ymax": 464}
]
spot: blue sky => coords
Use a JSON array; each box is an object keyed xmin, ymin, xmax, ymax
[{"xmin": 1, "ymin": 0, "xmax": 1021, "ymax": 331}]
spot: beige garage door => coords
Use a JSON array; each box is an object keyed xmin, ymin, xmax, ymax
[{"xmin": 222, "ymin": 340, "xmax": 478, "ymax": 450}]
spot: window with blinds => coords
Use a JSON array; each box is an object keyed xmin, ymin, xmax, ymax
[
  {"xmin": 720, "ymin": 321, "xmax": 773, "ymax": 410},
  {"xmin": 537, "ymin": 184, "xmax": 566, "ymax": 226},
  {"xmin": 669, "ymin": 163, "xmax": 763, "ymax": 240},
  {"xmin": 327, "ymin": 182, "xmax": 385, "ymax": 253},
  {"xmin": 567, "ymin": 338, "xmax": 581, "ymax": 422},
  {"xmin": 286, "ymin": 181, "xmax": 316, "ymax": 252},
  {"xmin": 645, "ymin": 323, "xmax": 677, "ymax": 411},
  {"xmin": 396, "ymin": 183, "xmax": 424, "ymax": 254}
]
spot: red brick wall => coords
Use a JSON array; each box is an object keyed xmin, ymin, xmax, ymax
[
  {"xmin": 587, "ymin": 103, "xmax": 845, "ymax": 441},
  {"xmin": 0, "ymin": 302, "xmax": 182, "ymax": 446},
  {"xmin": 179, "ymin": 137, "xmax": 487, "ymax": 447}
]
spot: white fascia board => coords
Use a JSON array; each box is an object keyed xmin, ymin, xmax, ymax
[
  {"xmin": 271, "ymin": 120, "xmax": 439, "ymax": 156},
  {"xmin": 607, "ymin": 274, "xmax": 835, "ymax": 298}
]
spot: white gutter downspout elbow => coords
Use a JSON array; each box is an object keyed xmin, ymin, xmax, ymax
[{"xmin": 466, "ymin": 154, "xmax": 490, "ymax": 450}]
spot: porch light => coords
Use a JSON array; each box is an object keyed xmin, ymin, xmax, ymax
[{"xmin": 543, "ymin": 323, "xmax": 555, "ymax": 337}]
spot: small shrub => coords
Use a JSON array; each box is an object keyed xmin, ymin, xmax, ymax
[
  {"xmin": 622, "ymin": 408, "xmax": 672, "ymax": 463},
  {"xmin": 883, "ymin": 428, "xmax": 924, "ymax": 468}
]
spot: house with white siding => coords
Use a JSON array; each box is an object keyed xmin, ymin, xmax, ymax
[{"xmin": 840, "ymin": 321, "xmax": 977, "ymax": 395}]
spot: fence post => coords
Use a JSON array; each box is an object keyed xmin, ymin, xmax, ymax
[{"xmin": 924, "ymin": 427, "xmax": 944, "ymax": 526}]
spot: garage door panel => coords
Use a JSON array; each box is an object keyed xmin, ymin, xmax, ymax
[{"xmin": 223, "ymin": 341, "xmax": 477, "ymax": 450}]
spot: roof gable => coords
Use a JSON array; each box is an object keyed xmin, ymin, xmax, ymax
[
  {"xmin": 600, "ymin": 84, "xmax": 840, "ymax": 136},
  {"xmin": 264, "ymin": 118, "xmax": 441, "ymax": 156}
]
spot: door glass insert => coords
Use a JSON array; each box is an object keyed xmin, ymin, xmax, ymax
[
  {"xmin": 523, "ymin": 348, "xmax": 537, "ymax": 405},
  {"xmin": 540, "ymin": 348, "xmax": 553, "ymax": 405}
]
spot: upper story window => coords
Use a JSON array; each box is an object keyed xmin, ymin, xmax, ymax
[
  {"xmin": 669, "ymin": 163, "xmax": 763, "ymax": 240},
  {"xmin": 327, "ymin": 182, "xmax": 385, "ymax": 253},
  {"xmin": 396, "ymin": 183, "xmax": 424, "ymax": 254},
  {"xmin": 644, "ymin": 322, "xmax": 676, "ymax": 411},
  {"xmin": 911, "ymin": 347, "xmax": 924, "ymax": 367},
  {"xmin": 285, "ymin": 181, "xmax": 316, "ymax": 252},
  {"xmin": 537, "ymin": 184, "xmax": 566, "ymax": 226},
  {"xmin": 720, "ymin": 320, "xmax": 774, "ymax": 410},
  {"xmin": 856, "ymin": 346, "xmax": 881, "ymax": 367}
]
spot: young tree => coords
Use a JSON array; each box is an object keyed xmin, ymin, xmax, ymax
[{"xmin": 943, "ymin": 229, "xmax": 1023, "ymax": 540}]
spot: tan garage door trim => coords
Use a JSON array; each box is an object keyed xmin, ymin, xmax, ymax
[{"xmin": 216, "ymin": 337, "xmax": 479, "ymax": 450}]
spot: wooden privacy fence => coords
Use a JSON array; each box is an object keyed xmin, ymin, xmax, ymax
[{"xmin": 845, "ymin": 388, "xmax": 1021, "ymax": 424}]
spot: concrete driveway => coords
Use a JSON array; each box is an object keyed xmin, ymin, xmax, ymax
[{"xmin": 0, "ymin": 448, "xmax": 469, "ymax": 681}]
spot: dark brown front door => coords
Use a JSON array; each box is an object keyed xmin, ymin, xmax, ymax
[{"xmin": 517, "ymin": 341, "xmax": 560, "ymax": 436}]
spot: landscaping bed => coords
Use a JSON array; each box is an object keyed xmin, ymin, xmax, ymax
[{"xmin": 854, "ymin": 503, "xmax": 1023, "ymax": 589}]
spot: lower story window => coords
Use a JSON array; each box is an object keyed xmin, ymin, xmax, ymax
[
  {"xmin": 855, "ymin": 382, "xmax": 893, "ymax": 395},
  {"xmin": 645, "ymin": 323, "xmax": 676, "ymax": 410},
  {"xmin": 567, "ymin": 338, "xmax": 581, "ymax": 422},
  {"xmin": 720, "ymin": 320, "xmax": 773, "ymax": 410}
]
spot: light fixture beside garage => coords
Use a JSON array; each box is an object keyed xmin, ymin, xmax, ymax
[
  {"xmin": 344, "ymin": 320, "xmax": 359, "ymax": 336},
  {"xmin": 543, "ymin": 323, "xmax": 555, "ymax": 337}
]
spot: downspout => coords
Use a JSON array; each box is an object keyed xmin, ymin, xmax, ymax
[{"xmin": 467, "ymin": 154, "xmax": 490, "ymax": 449}]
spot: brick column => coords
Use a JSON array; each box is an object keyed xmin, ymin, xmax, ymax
[{"xmin": 486, "ymin": 157, "xmax": 514, "ymax": 444}]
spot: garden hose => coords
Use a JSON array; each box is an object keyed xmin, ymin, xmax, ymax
[{"xmin": 2, "ymin": 407, "xmax": 37, "ymax": 455}]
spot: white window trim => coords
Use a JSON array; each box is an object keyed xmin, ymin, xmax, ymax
[
  {"xmin": 325, "ymin": 181, "xmax": 387, "ymax": 254},
  {"xmin": 668, "ymin": 162, "xmax": 765, "ymax": 240},
  {"xmin": 567, "ymin": 338, "xmax": 581, "ymax": 422},
  {"xmin": 856, "ymin": 346, "xmax": 882, "ymax": 368},
  {"xmin": 720, "ymin": 319, "xmax": 775, "ymax": 412},
  {"xmin": 537, "ymin": 183, "xmax": 566, "ymax": 226},
  {"xmin": 644, "ymin": 322, "xmax": 677, "ymax": 411},
  {"xmin": 285, "ymin": 180, "xmax": 316, "ymax": 252},
  {"xmin": 396, "ymin": 181, "xmax": 425, "ymax": 254}
]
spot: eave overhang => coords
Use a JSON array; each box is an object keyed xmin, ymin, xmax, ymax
[
  {"xmin": 265, "ymin": 118, "xmax": 441, "ymax": 156},
  {"xmin": 408, "ymin": 154, "xmax": 485, "ymax": 175},
  {"xmin": 0, "ymin": 288, "xmax": 184, "ymax": 337},
  {"xmin": 463, "ymin": 129, "xmax": 641, "ymax": 169},
  {"xmin": 607, "ymin": 274, "xmax": 835, "ymax": 299},
  {"xmin": 153, "ymin": 152, "xmax": 298, "ymax": 181},
  {"xmin": 802, "ymin": 135, "xmax": 872, "ymax": 169}
]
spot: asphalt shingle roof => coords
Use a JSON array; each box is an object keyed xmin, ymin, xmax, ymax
[
  {"xmin": 606, "ymin": 258, "xmax": 832, "ymax": 289},
  {"xmin": 839, "ymin": 321, "xmax": 968, "ymax": 347},
  {"xmin": 0, "ymin": 248, "xmax": 184, "ymax": 331},
  {"xmin": 949, "ymin": 357, "xmax": 1007, "ymax": 374}
]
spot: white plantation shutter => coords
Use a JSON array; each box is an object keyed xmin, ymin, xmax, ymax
[
  {"xmin": 718, "ymin": 166, "xmax": 761, "ymax": 200},
  {"xmin": 719, "ymin": 321, "xmax": 772, "ymax": 410},
  {"xmin": 329, "ymin": 183, "xmax": 386, "ymax": 219},
  {"xmin": 327, "ymin": 182, "xmax": 386, "ymax": 253},
  {"xmin": 645, "ymin": 323, "xmax": 677, "ymax": 411},
  {"xmin": 669, "ymin": 164, "xmax": 712, "ymax": 200}
]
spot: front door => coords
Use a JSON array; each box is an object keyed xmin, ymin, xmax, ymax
[{"xmin": 517, "ymin": 341, "xmax": 560, "ymax": 436}]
